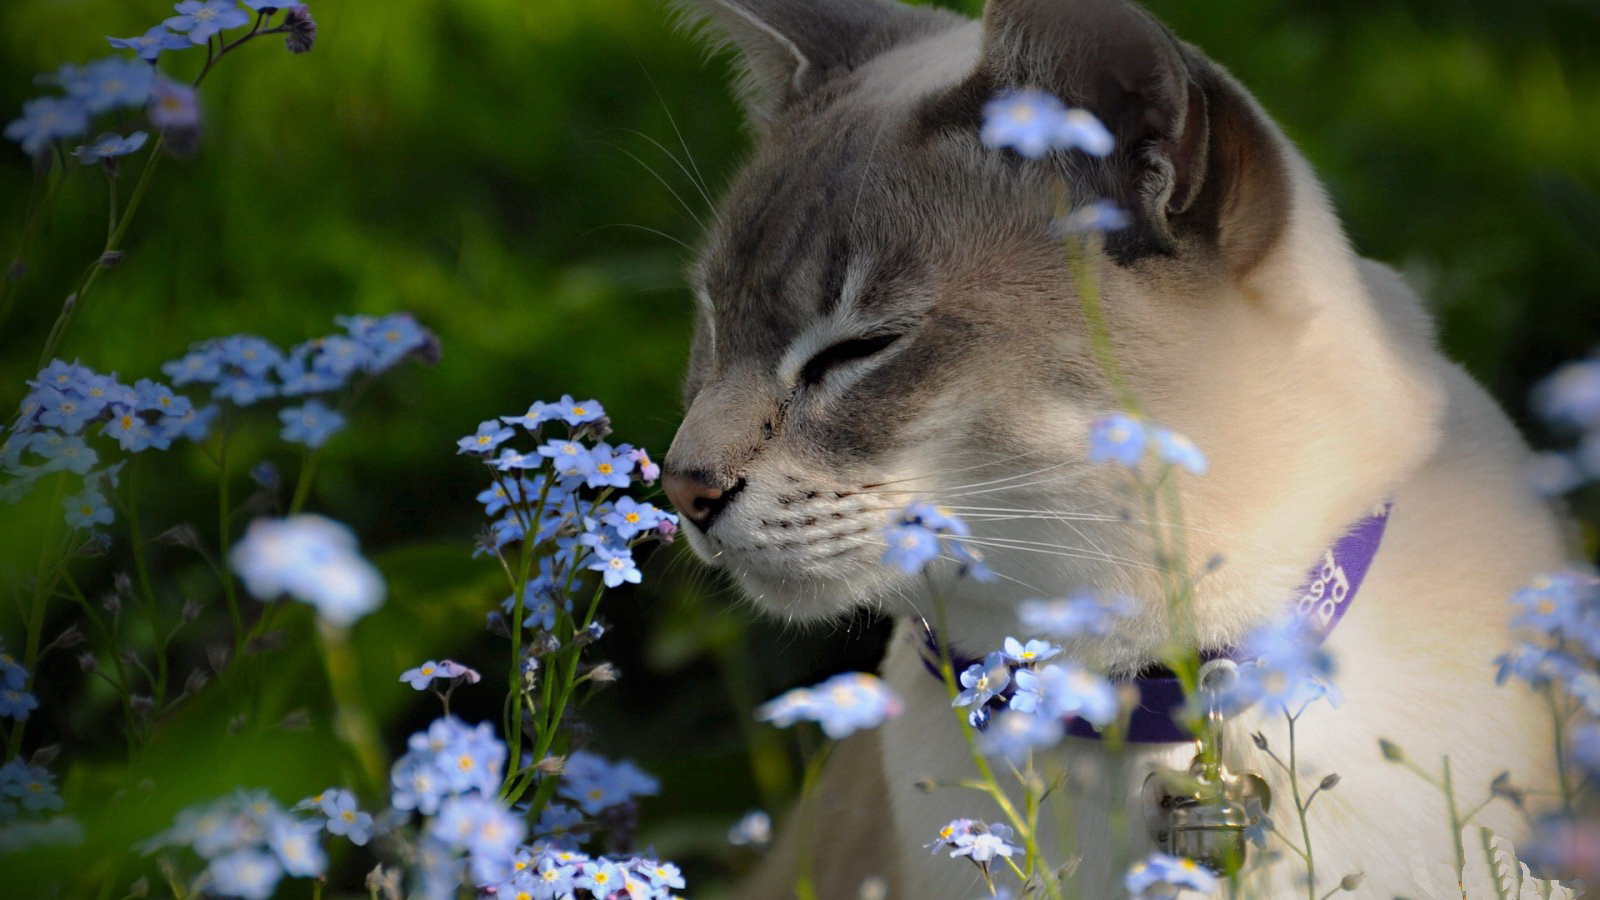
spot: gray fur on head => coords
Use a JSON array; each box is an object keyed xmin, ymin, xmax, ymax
[{"xmin": 662, "ymin": 0, "xmax": 1303, "ymax": 631}]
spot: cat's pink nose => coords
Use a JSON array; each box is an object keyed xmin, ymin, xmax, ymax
[{"xmin": 662, "ymin": 469, "xmax": 739, "ymax": 533}]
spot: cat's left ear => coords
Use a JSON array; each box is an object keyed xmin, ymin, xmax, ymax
[
  {"xmin": 670, "ymin": 0, "xmax": 956, "ymax": 126},
  {"xmin": 929, "ymin": 0, "xmax": 1291, "ymax": 278}
]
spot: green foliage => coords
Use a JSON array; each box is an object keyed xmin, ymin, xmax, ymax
[{"xmin": 0, "ymin": 0, "xmax": 1596, "ymax": 895}]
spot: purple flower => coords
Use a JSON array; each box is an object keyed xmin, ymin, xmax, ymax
[
  {"xmin": 165, "ymin": 0, "xmax": 252, "ymax": 45},
  {"xmin": 5, "ymin": 97, "xmax": 90, "ymax": 156},
  {"xmin": 108, "ymin": 26, "xmax": 193, "ymax": 61},
  {"xmin": 630, "ymin": 447, "xmax": 660, "ymax": 483},
  {"xmin": 148, "ymin": 77, "xmax": 200, "ymax": 133}
]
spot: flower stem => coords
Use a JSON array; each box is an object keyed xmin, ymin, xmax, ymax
[
  {"xmin": 1441, "ymin": 755, "xmax": 1467, "ymax": 900},
  {"xmin": 1287, "ymin": 712, "xmax": 1318, "ymax": 900}
]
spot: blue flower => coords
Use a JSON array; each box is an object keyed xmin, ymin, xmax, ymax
[
  {"xmin": 5, "ymin": 96, "xmax": 90, "ymax": 156},
  {"xmin": 1088, "ymin": 413, "xmax": 1147, "ymax": 467},
  {"xmin": 949, "ymin": 821, "xmax": 1020, "ymax": 864},
  {"xmin": 602, "ymin": 496, "xmax": 665, "ymax": 540},
  {"xmin": 1001, "ymin": 636, "xmax": 1060, "ymax": 666},
  {"xmin": 103, "ymin": 405, "xmax": 158, "ymax": 451},
  {"xmin": 587, "ymin": 544, "xmax": 642, "ymax": 588},
  {"xmin": 0, "ymin": 687, "xmax": 39, "ymax": 720},
  {"xmin": 339, "ymin": 313, "xmax": 433, "ymax": 371},
  {"xmin": 1570, "ymin": 669, "xmax": 1600, "ymax": 716},
  {"xmin": 164, "ymin": 346, "xmax": 224, "ymax": 385},
  {"xmin": 502, "ymin": 401, "xmax": 555, "ymax": 431},
  {"xmin": 266, "ymin": 818, "xmax": 326, "ymax": 878},
  {"xmin": 1018, "ymin": 591, "xmax": 1134, "ymax": 637},
  {"xmin": 65, "ymin": 58, "xmax": 155, "ymax": 114},
  {"xmin": 754, "ymin": 672, "xmax": 903, "ymax": 740},
  {"xmin": 538, "ymin": 437, "xmax": 596, "ymax": 478},
  {"xmin": 274, "ymin": 352, "xmax": 343, "ymax": 396},
  {"xmin": 217, "ymin": 334, "xmax": 284, "ymax": 376},
  {"xmin": 558, "ymin": 750, "xmax": 660, "ymax": 815},
  {"xmin": 158, "ymin": 403, "xmax": 218, "ymax": 443},
  {"xmin": 551, "ymin": 395, "xmax": 605, "ymax": 426},
  {"xmin": 230, "ymin": 515, "xmax": 384, "ymax": 627},
  {"xmin": 1124, "ymin": 852, "xmax": 1219, "ymax": 898},
  {"xmin": 401, "ymin": 661, "xmax": 447, "ymax": 690},
  {"xmin": 728, "ymin": 809, "xmax": 772, "ymax": 847},
  {"xmin": 0, "ymin": 649, "xmax": 25, "ymax": 690},
  {"xmin": 575, "ymin": 861, "xmax": 627, "ymax": 896},
  {"xmin": 1053, "ymin": 199, "xmax": 1132, "ymax": 235},
  {"xmin": 1031, "ymin": 662, "xmax": 1119, "ymax": 726},
  {"xmin": 980, "ymin": 90, "xmax": 1064, "ymax": 158},
  {"xmin": 134, "ymin": 378, "xmax": 191, "ymax": 418},
  {"xmin": 1494, "ymin": 642, "xmax": 1579, "ymax": 689},
  {"xmin": 63, "ymin": 486, "xmax": 115, "ymax": 530},
  {"xmin": 458, "ymin": 420, "xmax": 516, "ymax": 456},
  {"xmin": 493, "ymin": 447, "xmax": 540, "ymax": 472},
  {"xmin": 954, "ymin": 652, "xmax": 1012, "ymax": 708},
  {"xmin": 1509, "ymin": 571, "xmax": 1597, "ymax": 639},
  {"xmin": 584, "ymin": 443, "xmax": 633, "ymax": 489},
  {"xmin": 213, "ymin": 373, "xmax": 276, "ymax": 406},
  {"xmin": 1571, "ymin": 721, "xmax": 1600, "ymax": 774},
  {"xmin": 279, "ymin": 400, "xmax": 345, "ymax": 448},
  {"xmin": 318, "ymin": 788, "xmax": 374, "ymax": 846},
  {"xmin": 108, "ymin": 25, "xmax": 192, "ymax": 61},
  {"xmin": 925, "ymin": 818, "xmax": 975, "ymax": 855},
  {"xmin": 1534, "ymin": 360, "xmax": 1600, "ymax": 431},
  {"xmin": 1219, "ymin": 617, "xmax": 1339, "ymax": 715},
  {"xmin": 1052, "ymin": 108, "xmax": 1116, "ymax": 156},
  {"xmin": 978, "ymin": 709, "xmax": 1064, "ymax": 763},
  {"xmin": 1153, "ymin": 427, "xmax": 1208, "ymax": 475},
  {"xmin": 882, "ymin": 522, "xmax": 940, "ymax": 574},
  {"xmin": 37, "ymin": 435, "xmax": 98, "ymax": 475},
  {"xmin": 73, "ymin": 131, "xmax": 150, "ymax": 165},
  {"xmin": 207, "ymin": 849, "xmax": 284, "ymax": 900},
  {"xmin": 165, "ymin": 0, "xmax": 252, "ymax": 44}
]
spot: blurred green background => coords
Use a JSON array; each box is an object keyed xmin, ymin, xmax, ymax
[{"xmin": 0, "ymin": 0, "xmax": 1597, "ymax": 894}]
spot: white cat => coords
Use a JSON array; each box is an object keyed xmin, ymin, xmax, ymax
[{"xmin": 660, "ymin": 0, "xmax": 1572, "ymax": 895}]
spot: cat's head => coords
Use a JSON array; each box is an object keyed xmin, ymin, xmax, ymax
[{"xmin": 661, "ymin": 0, "xmax": 1443, "ymax": 649}]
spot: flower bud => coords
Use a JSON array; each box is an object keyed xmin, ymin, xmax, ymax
[
  {"xmin": 1339, "ymin": 873, "xmax": 1364, "ymax": 891},
  {"xmin": 53, "ymin": 623, "xmax": 85, "ymax": 649},
  {"xmin": 157, "ymin": 523, "xmax": 201, "ymax": 550},
  {"xmin": 534, "ymin": 755, "xmax": 565, "ymax": 776},
  {"xmin": 1251, "ymin": 731, "xmax": 1269, "ymax": 751},
  {"xmin": 6, "ymin": 259, "xmax": 26, "ymax": 282},
  {"xmin": 284, "ymin": 5, "xmax": 317, "ymax": 54},
  {"xmin": 184, "ymin": 669, "xmax": 209, "ymax": 696},
  {"xmin": 365, "ymin": 865, "xmax": 400, "ymax": 900},
  {"xmin": 78, "ymin": 652, "xmax": 97, "ymax": 673},
  {"xmin": 126, "ymin": 877, "xmax": 149, "ymax": 898},
  {"xmin": 101, "ymin": 591, "xmax": 122, "ymax": 615},
  {"xmin": 113, "ymin": 571, "xmax": 133, "ymax": 599},
  {"xmin": 1318, "ymin": 773, "xmax": 1341, "ymax": 791},
  {"xmin": 181, "ymin": 599, "xmax": 202, "ymax": 623},
  {"xmin": 1378, "ymin": 739, "xmax": 1404, "ymax": 763},
  {"xmin": 279, "ymin": 708, "xmax": 311, "ymax": 731},
  {"xmin": 485, "ymin": 611, "xmax": 511, "ymax": 639},
  {"xmin": 588, "ymin": 662, "xmax": 620, "ymax": 683},
  {"xmin": 130, "ymin": 694, "xmax": 154, "ymax": 714},
  {"xmin": 207, "ymin": 644, "xmax": 231, "ymax": 673},
  {"xmin": 31, "ymin": 744, "xmax": 60, "ymax": 767},
  {"xmin": 99, "ymin": 250, "xmax": 125, "ymax": 269}
]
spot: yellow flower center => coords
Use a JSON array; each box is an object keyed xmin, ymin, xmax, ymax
[
  {"xmin": 597, "ymin": 463, "xmax": 613, "ymax": 475},
  {"xmin": 571, "ymin": 406, "xmax": 587, "ymax": 416},
  {"xmin": 624, "ymin": 512, "xmax": 640, "ymax": 523}
]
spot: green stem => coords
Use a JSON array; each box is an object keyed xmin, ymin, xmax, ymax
[
  {"xmin": 1480, "ymin": 825, "xmax": 1509, "ymax": 900},
  {"xmin": 1442, "ymin": 756, "xmax": 1467, "ymax": 900},
  {"xmin": 214, "ymin": 417, "xmax": 245, "ymax": 659},
  {"xmin": 316, "ymin": 622, "xmax": 385, "ymax": 796},
  {"xmin": 287, "ymin": 447, "xmax": 323, "ymax": 515},
  {"xmin": 1288, "ymin": 713, "xmax": 1317, "ymax": 900},
  {"xmin": 791, "ymin": 742, "xmax": 833, "ymax": 900},
  {"xmin": 1545, "ymin": 686, "xmax": 1574, "ymax": 817},
  {"xmin": 124, "ymin": 460, "xmax": 170, "ymax": 708}
]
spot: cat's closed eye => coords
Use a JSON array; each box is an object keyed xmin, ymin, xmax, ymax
[{"xmin": 799, "ymin": 333, "xmax": 902, "ymax": 387}]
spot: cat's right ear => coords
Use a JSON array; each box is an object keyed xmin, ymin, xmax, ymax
[{"xmin": 670, "ymin": 0, "xmax": 953, "ymax": 126}]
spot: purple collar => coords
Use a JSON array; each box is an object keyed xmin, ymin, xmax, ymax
[{"xmin": 921, "ymin": 501, "xmax": 1393, "ymax": 744}]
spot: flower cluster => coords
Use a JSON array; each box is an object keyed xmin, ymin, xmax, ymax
[
  {"xmin": 140, "ymin": 789, "xmax": 341, "ymax": 899},
  {"xmin": 881, "ymin": 501, "xmax": 994, "ymax": 581},
  {"xmin": 1124, "ymin": 851, "xmax": 1220, "ymax": 899},
  {"xmin": 755, "ymin": 671, "xmax": 904, "ymax": 740},
  {"xmin": 1528, "ymin": 357, "xmax": 1600, "ymax": 494},
  {"xmin": 1211, "ymin": 615, "xmax": 1341, "ymax": 717},
  {"xmin": 163, "ymin": 312, "xmax": 435, "ymax": 429},
  {"xmin": 229, "ymin": 514, "xmax": 385, "ymax": 627},
  {"xmin": 1495, "ymin": 572, "xmax": 1600, "ymax": 776},
  {"xmin": 952, "ymin": 638, "xmax": 1120, "ymax": 762},
  {"xmin": 1088, "ymin": 412, "xmax": 1208, "ymax": 475},
  {"xmin": 461, "ymin": 396, "xmax": 675, "ymax": 591},
  {"xmin": 5, "ymin": 1, "xmax": 319, "ymax": 159}
]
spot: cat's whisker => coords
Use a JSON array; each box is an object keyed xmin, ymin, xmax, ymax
[
  {"xmin": 592, "ymin": 138, "xmax": 707, "ymax": 232},
  {"xmin": 614, "ymin": 127, "xmax": 719, "ymax": 226},
  {"xmin": 580, "ymin": 223, "xmax": 694, "ymax": 253},
  {"xmin": 625, "ymin": 53, "xmax": 721, "ymax": 220}
]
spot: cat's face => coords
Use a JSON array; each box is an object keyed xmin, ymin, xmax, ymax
[{"xmin": 661, "ymin": 0, "xmax": 1296, "ymax": 634}]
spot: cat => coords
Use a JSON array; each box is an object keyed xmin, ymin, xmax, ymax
[{"xmin": 658, "ymin": 0, "xmax": 1571, "ymax": 896}]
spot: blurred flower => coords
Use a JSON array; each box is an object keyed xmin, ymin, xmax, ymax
[
  {"xmin": 1125, "ymin": 852, "xmax": 1219, "ymax": 898},
  {"xmin": 108, "ymin": 25, "xmax": 192, "ymax": 61},
  {"xmin": 266, "ymin": 819, "xmax": 326, "ymax": 878},
  {"xmin": 949, "ymin": 821, "xmax": 1019, "ymax": 864},
  {"xmin": 881, "ymin": 501, "xmax": 992, "ymax": 581},
  {"xmin": 148, "ymin": 77, "xmax": 200, "ymax": 133},
  {"xmin": 278, "ymin": 400, "xmax": 345, "ymax": 448},
  {"xmin": 978, "ymin": 709, "xmax": 1064, "ymax": 763},
  {"xmin": 65, "ymin": 57, "xmax": 154, "ymax": 114},
  {"xmin": 73, "ymin": 130, "xmax": 150, "ymax": 165},
  {"xmin": 207, "ymin": 848, "xmax": 284, "ymax": 899},
  {"xmin": 1018, "ymin": 591, "xmax": 1134, "ymax": 638},
  {"xmin": 1053, "ymin": 200, "xmax": 1131, "ymax": 235},
  {"xmin": 230, "ymin": 515, "xmax": 384, "ymax": 626},
  {"xmin": 755, "ymin": 672, "xmax": 903, "ymax": 740},
  {"xmin": 5, "ymin": 97, "xmax": 89, "ymax": 156},
  {"xmin": 557, "ymin": 750, "xmax": 659, "ymax": 816},
  {"xmin": 1088, "ymin": 413, "xmax": 1147, "ymax": 467},
  {"xmin": 282, "ymin": 5, "xmax": 317, "ymax": 54},
  {"xmin": 318, "ymin": 789, "xmax": 373, "ymax": 846},
  {"xmin": 1533, "ymin": 359, "xmax": 1600, "ymax": 431},
  {"xmin": 0, "ymin": 686, "xmax": 39, "ymax": 720},
  {"xmin": 1217, "ymin": 617, "xmax": 1339, "ymax": 715},
  {"xmin": 728, "ymin": 809, "xmax": 771, "ymax": 847},
  {"xmin": 62, "ymin": 486, "xmax": 114, "ymax": 530},
  {"xmin": 981, "ymin": 90, "xmax": 1113, "ymax": 158}
]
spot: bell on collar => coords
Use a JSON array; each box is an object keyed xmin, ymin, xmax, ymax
[{"xmin": 1140, "ymin": 661, "xmax": 1271, "ymax": 876}]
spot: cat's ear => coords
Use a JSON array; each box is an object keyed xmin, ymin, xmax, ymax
[
  {"xmin": 937, "ymin": 0, "xmax": 1290, "ymax": 277},
  {"xmin": 672, "ymin": 0, "xmax": 952, "ymax": 125}
]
